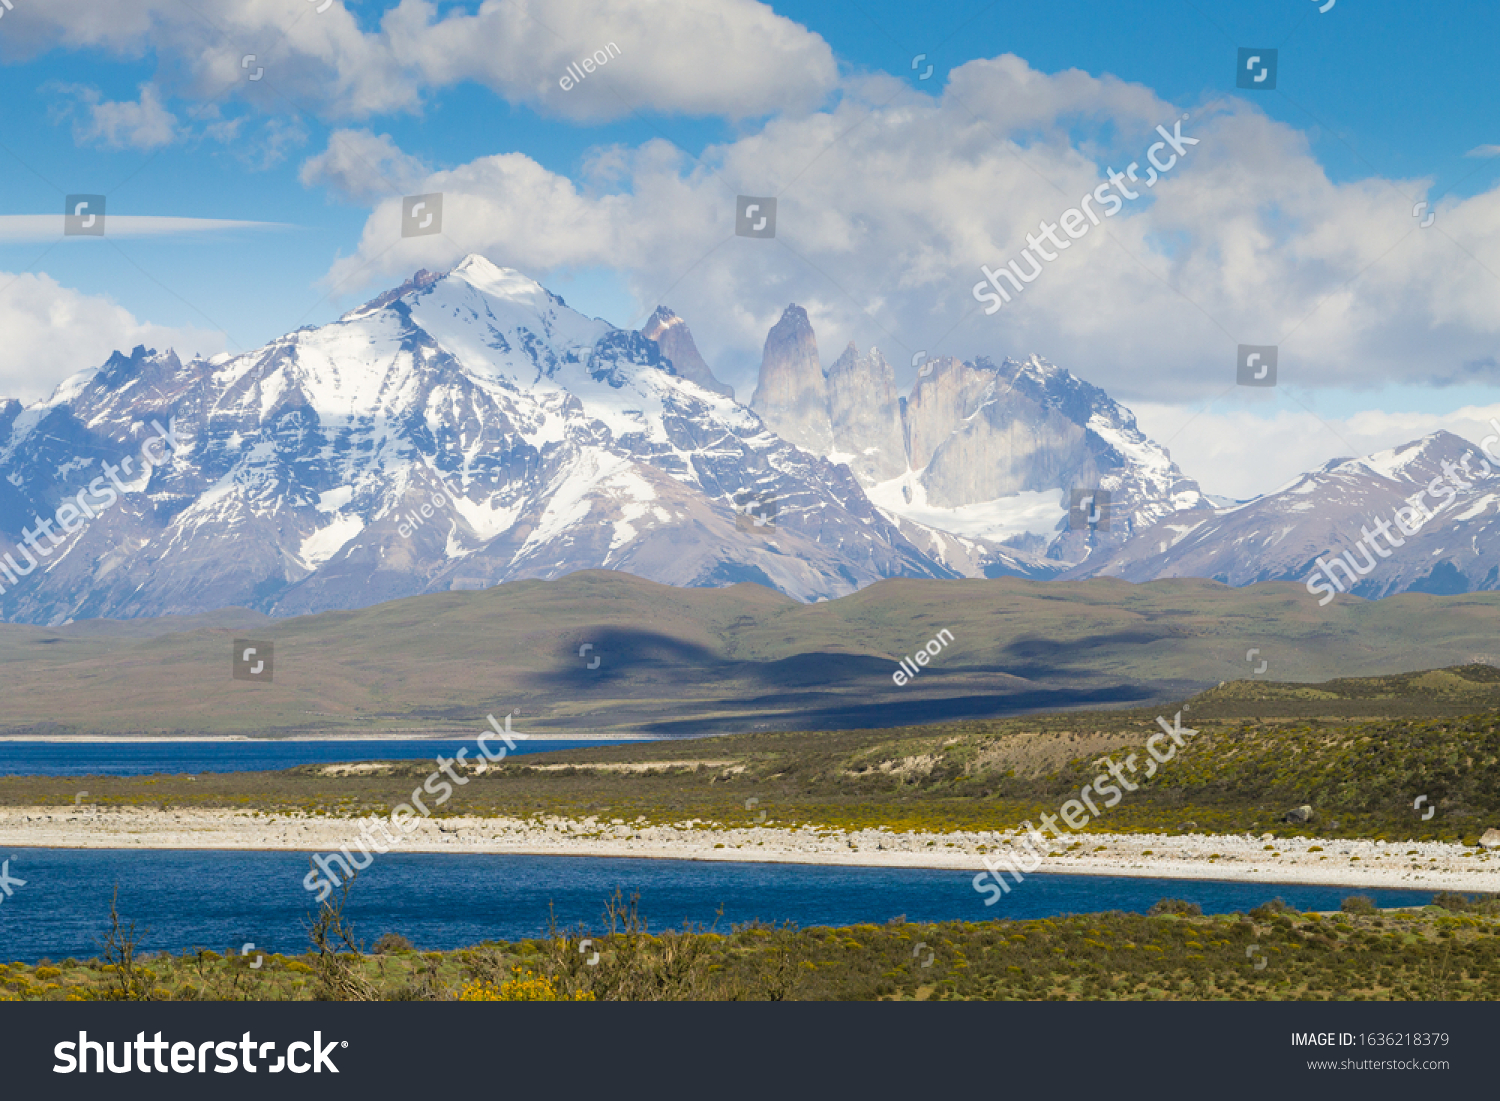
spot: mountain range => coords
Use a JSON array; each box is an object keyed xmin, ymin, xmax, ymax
[
  {"xmin": 1067, "ymin": 430, "xmax": 1500, "ymax": 598},
  {"xmin": 0, "ymin": 255, "xmax": 1492, "ymax": 624}
]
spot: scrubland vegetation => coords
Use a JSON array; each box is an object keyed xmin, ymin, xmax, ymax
[
  {"xmin": 6, "ymin": 666, "xmax": 1500, "ymax": 844},
  {"xmin": 6, "ymin": 887, "xmax": 1500, "ymax": 1002}
]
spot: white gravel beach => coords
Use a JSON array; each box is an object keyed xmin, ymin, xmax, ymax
[{"xmin": 2, "ymin": 806, "xmax": 1497, "ymax": 893}]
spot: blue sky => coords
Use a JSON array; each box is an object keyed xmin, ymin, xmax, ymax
[{"xmin": 0, "ymin": 0, "xmax": 1496, "ymax": 496}]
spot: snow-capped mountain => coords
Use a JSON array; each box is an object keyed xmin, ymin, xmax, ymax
[
  {"xmin": 8, "ymin": 255, "xmax": 1478, "ymax": 626},
  {"xmin": 0, "ymin": 256, "xmax": 954, "ymax": 623},
  {"xmin": 1067, "ymin": 431, "xmax": 1500, "ymax": 597},
  {"xmin": 747, "ymin": 304, "xmax": 1206, "ymax": 572}
]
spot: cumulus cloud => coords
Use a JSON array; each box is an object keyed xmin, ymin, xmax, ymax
[
  {"xmin": 0, "ymin": 273, "xmax": 227, "ymax": 403},
  {"xmin": 47, "ymin": 82, "xmax": 177, "ymax": 149},
  {"xmin": 320, "ymin": 58, "xmax": 1500, "ymax": 411},
  {"xmin": 300, "ymin": 129, "xmax": 431, "ymax": 202},
  {"xmin": 381, "ymin": 0, "xmax": 837, "ymax": 121},
  {"xmin": 2, "ymin": 0, "xmax": 836, "ymax": 122}
]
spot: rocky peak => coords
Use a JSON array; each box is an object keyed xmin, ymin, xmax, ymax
[
  {"xmin": 641, "ymin": 306, "xmax": 734, "ymax": 398},
  {"xmin": 347, "ymin": 268, "xmax": 443, "ymax": 318},
  {"xmin": 903, "ymin": 356, "xmax": 995, "ymax": 473},
  {"xmin": 826, "ymin": 342, "xmax": 905, "ymax": 483},
  {"xmin": 750, "ymin": 304, "xmax": 831, "ymax": 454}
]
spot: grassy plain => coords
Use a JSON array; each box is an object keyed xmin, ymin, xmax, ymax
[{"xmin": 5, "ymin": 664, "xmax": 1500, "ymax": 843}]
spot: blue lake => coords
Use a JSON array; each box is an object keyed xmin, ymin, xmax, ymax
[
  {"xmin": 0, "ymin": 739, "xmax": 640, "ymax": 777},
  {"xmin": 0, "ymin": 847, "xmax": 1439, "ymax": 963}
]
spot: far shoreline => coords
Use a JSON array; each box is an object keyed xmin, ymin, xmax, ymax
[
  {"xmin": 2, "ymin": 807, "xmax": 1495, "ymax": 895},
  {"xmin": 0, "ymin": 839, "xmax": 1462, "ymax": 896}
]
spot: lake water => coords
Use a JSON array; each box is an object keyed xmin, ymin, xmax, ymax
[
  {"xmin": 0, "ymin": 847, "xmax": 1438, "ymax": 963},
  {"xmin": 0, "ymin": 739, "xmax": 640, "ymax": 777}
]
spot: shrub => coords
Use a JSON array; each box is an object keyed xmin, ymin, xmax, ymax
[
  {"xmin": 1341, "ymin": 896, "xmax": 1378, "ymax": 915},
  {"xmin": 1249, "ymin": 898, "xmax": 1290, "ymax": 920},
  {"xmin": 373, "ymin": 933, "xmax": 415, "ymax": 955},
  {"xmin": 1147, "ymin": 899, "xmax": 1202, "ymax": 917},
  {"xmin": 1431, "ymin": 891, "xmax": 1500, "ymax": 914},
  {"xmin": 459, "ymin": 968, "xmax": 594, "ymax": 1002}
]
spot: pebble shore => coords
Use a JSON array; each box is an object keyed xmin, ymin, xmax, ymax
[{"xmin": 3, "ymin": 806, "xmax": 1498, "ymax": 892}]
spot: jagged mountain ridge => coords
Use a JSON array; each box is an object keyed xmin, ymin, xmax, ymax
[
  {"xmin": 746, "ymin": 304, "xmax": 1207, "ymax": 570},
  {"xmin": 641, "ymin": 306, "xmax": 733, "ymax": 399},
  {"xmin": 0, "ymin": 256, "xmax": 953, "ymax": 623},
  {"xmin": 3, "ymin": 260, "xmax": 1485, "ymax": 625},
  {"xmin": 1066, "ymin": 431, "xmax": 1500, "ymax": 597}
]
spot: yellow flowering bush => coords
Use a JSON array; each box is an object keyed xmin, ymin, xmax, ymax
[{"xmin": 458, "ymin": 968, "xmax": 593, "ymax": 1002}]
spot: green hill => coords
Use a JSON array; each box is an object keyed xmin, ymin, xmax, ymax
[{"xmin": 3, "ymin": 571, "xmax": 1500, "ymax": 737}]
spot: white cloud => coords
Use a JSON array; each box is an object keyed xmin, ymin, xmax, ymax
[
  {"xmin": 320, "ymin": 58, "xmax": 1500, "ymax": 417},
  {"xmin": 4, "ymin": 0, "xmax": 837, "ymax": 122},
  {"xmin": 228, "ymin": 115, "xmax": 309, "ymax": 170},
  {"xmin": 1465, "ymin": 145, "xmax": 1500, "ymax": 158},
  {"xmin": 0, "ymin": 216, "xmax": 293, "ymax": 242},
  {"xmin": 47, "ymin": 82, "xmax": 177, "ymax": 149},
  {"xmin": 300, "ymin": 129, "xmax": 431, "ymax": 202},
  {"xmin": 381, "ymin": 0, "xmax": 837, "ymax": 121},
  {"xmin": 0, "ymin": 273, "xmax": 227, "ymax": 403}
]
